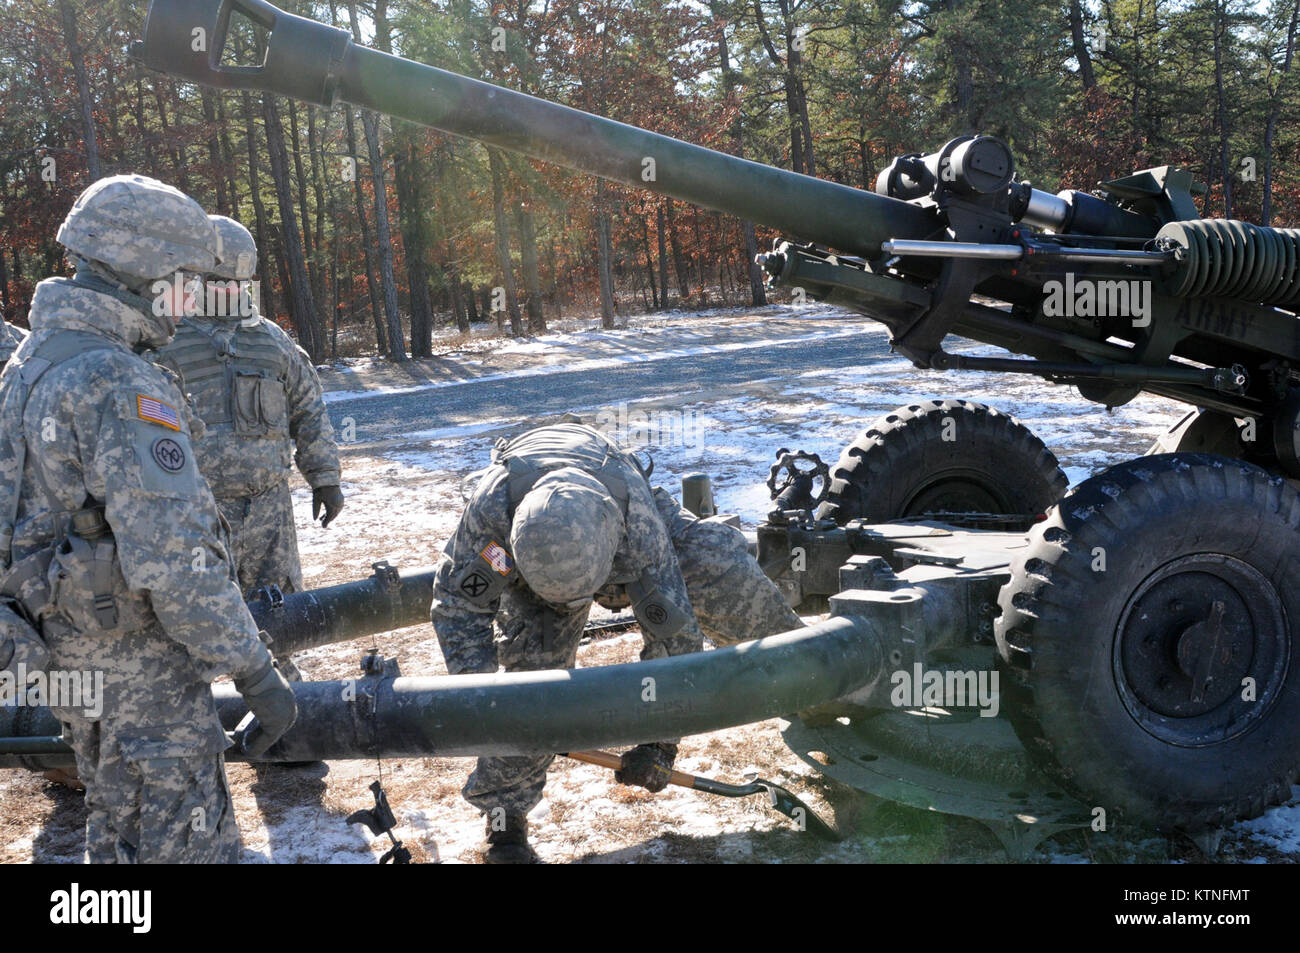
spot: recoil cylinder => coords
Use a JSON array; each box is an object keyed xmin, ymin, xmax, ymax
[{"xmin": 1157, "ymin": 219, "xmax": 1300, "ymax": 307}]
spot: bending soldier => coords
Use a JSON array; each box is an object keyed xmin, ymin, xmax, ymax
[
  {"xmin": 0, "ymin": 314, "xmax": 26, "ymax": 366},
  {"xmin": 430, "ymin": 422, "xmax": 803, "ymax": 862},
  {"xmin": 0, "ymin": 175, "xmax": 297, "ymax": 863},
  {"xmin": 157, "ymin": 215, "xmax": 342, "ymax": 677}
]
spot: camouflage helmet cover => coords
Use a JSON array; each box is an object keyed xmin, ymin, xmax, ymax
[
  {"xmin": 510, "ymin": 468, "xmax": 625, "ymax": 605},
  {"xmin": 207, "ymin": 215, "xmax": 257, "ymax": 281},
  {"xmin": 56, "ymin": 174, "xmax": 220, "ymax": 282}
]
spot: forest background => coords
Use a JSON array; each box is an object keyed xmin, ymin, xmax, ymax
[{"xmin": 2, "ymin": 0, "xmax": 1296, "ymax": 361}]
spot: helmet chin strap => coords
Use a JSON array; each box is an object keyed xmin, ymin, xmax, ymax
[{"xmin": 70, "ymin": 256, "xmax": 178, "ymax": 351}]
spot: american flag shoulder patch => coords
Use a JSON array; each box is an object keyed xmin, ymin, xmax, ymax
[
  {"xmin": 481, "ymin": 541, "xmax": 514, "ymax": 576},
  {"xmin": 137, "ymin": 395, "xmax": 181, "ymax": 431}
]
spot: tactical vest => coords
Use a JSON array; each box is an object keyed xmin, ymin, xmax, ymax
[
  {"xmin": 161, "ymin": 319, "xmax": 292, "ymax": 496},
  {"xmin": 0, "ymin": 330, "xmax": 114, "ymax": 566},
  {"xmin": 164, "ymin": 319, "xmax": 290, "ymax": 438},
  {"xmin": 0, "ymin": 331, "xmax": 118, "ymax": 674},
  {"xmin": 492, "ymin": 423, "xmax": 651, "ymax": 517}
]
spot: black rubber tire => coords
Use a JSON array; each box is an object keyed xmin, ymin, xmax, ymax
[
  {"xmin": 815, "ymin": 399, "xmax": 1067, "ymax": 528},
  {"xmin": 995, "ymin": 453, "xmax": 1300, "ymax": 832}
]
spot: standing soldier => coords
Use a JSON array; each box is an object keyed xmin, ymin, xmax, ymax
[
  {"xmin": 0, "ymin": 314, "xmax": 26, "ymax": 366},
  {"xmin": 0, "ymin": 174, "xmax": 297, "ymax": 863},
  {"xmin": 430, "ymin": 421, "xmax": 803, "ymax": 862},
  {"xmin": 157, "ymin": 215, "xmax": 343, "ymax": 678}
]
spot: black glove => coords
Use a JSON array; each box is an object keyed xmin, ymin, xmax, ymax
[
  {"xmin": 234, "ymin": 660, "xmax": 298, "ymax": 757},
  {"xmin": 312, "ymin": 485, "xmax": 345, "ymax": 528},
  {"xmin": 614, "ymin": 742, "xmax": 678, "ymax": 793}
]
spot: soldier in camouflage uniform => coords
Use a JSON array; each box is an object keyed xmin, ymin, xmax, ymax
[
  {"xmin": 156, "ymin": 215, "xmax": 342, "ymax": 676},
  {"xmin": 0, "ymin": 316, "xmax": 26, "ymax": 366},
  {"xmin": 0, "ymin": 175, "xmax": 298, "ymax": 863},
  {"xmin": 430, "ymin": 422, "xmax": 802, "ymax": 862}
]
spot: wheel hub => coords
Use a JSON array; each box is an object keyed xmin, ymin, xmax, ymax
[
  {"xmin": 1114, "ymin": 555, "xmax": 1288, "ymax": 746},
  {"xmin": 904, "ymin": 469, "xmax": 1008, "ymax": 516}
]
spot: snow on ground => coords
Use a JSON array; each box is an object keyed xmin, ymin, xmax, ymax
[{"xmin": 3, "ymin": 303, "xmax": 1297, "ymax": 865}]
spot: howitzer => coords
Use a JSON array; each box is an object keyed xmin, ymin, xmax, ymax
[
  {"xmin": 135, "ymin": 0, "xmax": 1300, "ymax": 463},
  {"xmin": 126, "ymin": 0, "xmax": 1300, "ymax": 852}
]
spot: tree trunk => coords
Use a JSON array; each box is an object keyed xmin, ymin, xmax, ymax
[
  {"xmin": 1068, "ymin": 0, "xmax": 1097, "ymax": 90},
  {"xmin": 715, "ymin": 10, "xmax": 769, "ymax": 308},
  {"xmin": 262, "ymin": 95, "xmax": 325, "ymax": 360},
  {"xmin": 58, "ymin": 0, "xmax": 101, "ymax": 180},
  {"xmin": 743, "ymin": 220, "xmax": 766, "ymax": 306},
  {"xmin": 134, "ymin": 78, "xmax": 159, "ymax": 179},
  {"xmin": 515, "ymin": 199, "xmax": 547, "ymax": 333},
  {"xmin": 0, "ymin": 249, "xmax": 9, "ymax": 318},
  {"xmin": 271, "ymin": 225, "xmax": 294, "ymax": 322},
  {"xmin": 287, "ymin": 100, "xmax": 318, "ymax": 302},
  {"xmin": 348, "ymin": 2, "xmax": 406, "ymax": 360},
  {"xmin": 464, "ymin": 283, "xmax": 480, "ymax": 324},
  {"xmin": 152, "ymin": 83, "xmax": 190, "ymax": 193},
  {"xmin": 692, "ymin": 209, "xmax": 706, "ymax": 291},
  {"xmin": 487, "ymin": 150, "xmax": 525, "ymax": 335},
  {"xmin": 216, "ymin": 97, "xmax": 242, "ymax": 221},
  {"xmin": 239, "ymin": 91, "xmax": 274, "ymax": 310},
  {"xmin": 330, "ymin": 230, "xmax": 340, "ymax": 360},
  {"xmin": 307, "ymin": 107, "xmax": 329, "ymax": 307},
  {"xmin": 640, "ymin": 214, "xmax": 659, "ymax": 310},
  {"xmin": 597, "ymin": 212, "xmax": 616, "ymax": 328},
  {"xmin": 666, "ymin": 200, "xmax": 690, "ymax": 299},
  {"xmin": 1263, "ymin": 0, "xmax": 1300, "ymax": 225},
  {"xmin": 450, "ymin": 270, "xmax": 470, "ymax": 333},
  {"xmin": 1212, "ymin": 0, "xmax": 1232, "ymax": 218},
  {"xmin": 201, "ymin": 89, "xmax": 228, "ymax": 214},
  {"xmin": 789, "ymin": 69, "xmax": 815, "ymax": 176},
  {"xmin": 753, "ymin": 0, "xmax": 815, "ymax": 175},
  {"xmin": 657, "ymin": 203, "xmax": 671, "ymax": 307},
  {"xmin": 394, "ymin": 134, "xmax": 435, "ymax": 357},
  {"xmin": 594, "ymin": 182, "xmax": 617, "ymax": 329},
  {"xmin": 360, "ymin": 109, "xmax": 407, "ymax": 360},
  {"xmin": 343, "ymin": 106, "xmax": 387, "ymax": 354}
]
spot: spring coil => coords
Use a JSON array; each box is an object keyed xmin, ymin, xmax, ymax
[{"xmin": 1155, "ymin": 219, "xmax": 1300, "ymax": 307}]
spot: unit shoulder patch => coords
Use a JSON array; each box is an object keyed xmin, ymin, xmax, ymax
[{"xmin": 151, "ymin": 437, "xmax": 186, "ymax": 473}]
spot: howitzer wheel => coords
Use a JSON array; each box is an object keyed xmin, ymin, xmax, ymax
[
  {"xmin": 995, "ymin": 453, "xmax": 1300, "ymax": 832},
  {"xmin": 816, "ymin": 399, "xmax": 1067, "ymax": 530}
]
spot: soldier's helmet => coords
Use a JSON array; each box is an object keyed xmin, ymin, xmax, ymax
[
  {"xmin": 510, "ymin": 468, "xmax": 626, "ymax": 607},
  {"xmin": 56, "ymin": 174, "xmax": 220, "ymax": 285},
  {"xmin": 207, "ymin": 215, "xmax": 257, "ymax": 281}
]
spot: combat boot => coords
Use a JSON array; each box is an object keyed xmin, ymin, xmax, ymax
[{"xmin": 483, "ymin": 814, "xmax": 538, "ymax": 864}]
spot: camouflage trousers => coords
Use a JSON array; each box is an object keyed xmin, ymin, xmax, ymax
[
  {"xmin": 463, "ymin": 491, "xmax": 804, "ymax": 819},
  {"xmin": 650, "ymin": 487, "xmax": 804, "ymax": 646},
  {"xmin": 219, "ymin": 482, "xmax": 303, "ymax": 673},
  {"xmin": 217, "ymin": 481, "xmax": 304, "ymax": 598},
  {"xmin": 42, "ymin": 618, "xmax": 241, "ymax": 864},
  {"xmin": 462, "ymin": 585, "xmax": 590, "ymax": 818}
]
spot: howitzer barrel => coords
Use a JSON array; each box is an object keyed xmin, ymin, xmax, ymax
[
  {"xmin": 136, "ymin": 0, "xmax": 937, "ymax": 258},
  {"xmin": 0, "ymin": 615, "xmax": 881, "ymax": 766},
  {"xmin": 247, "ymin": 564, "xmax": 436, "ymax": 657}
]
